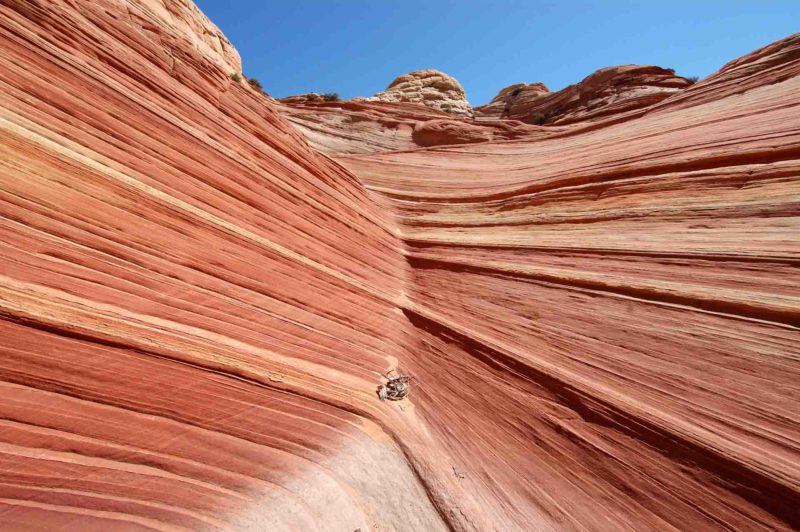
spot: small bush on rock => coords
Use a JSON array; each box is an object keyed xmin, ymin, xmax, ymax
[
  {"xmin": 248, "ymin": 78, "xmax": 263, "ymax": 91},
  {"xmin": 687, "ymin": 76, "xmax": 699, "ymax": 84},
  {"xmin": 511, "ymin": 87, "xmax": 523, "ymax": 97},
  {"xmin": 230, "ymin": 72, "xmax": 242, "ymax": 82},
  {"xmin": 322, "ymin": 92, "xmax": 340, "ymax": 102}
]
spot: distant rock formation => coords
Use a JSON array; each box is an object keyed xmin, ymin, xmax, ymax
[
  {"xmin": 277, "ymin": 98, "xmax": 553, "ymax": 154},
  {"xmin": 474, "ymin": 82, "xmax": 550, "ymax": 118},
  {"xmin": 369, "ymin": 69, "xmax": 472, "ymax": 116},
  {"xmin": 278, "ymin": 99, "xmax": 451, "ymax": 153},
  {"xmin": 476, "ymin": 65, "xmax": 692, "ymax": 124},
  {"xmin": 280, "ymin": 65, "xmax": 694, "ymax": 153},
  {"xmin": 279, "ymin": 92, "xmax": 321, "ymax": 104}
]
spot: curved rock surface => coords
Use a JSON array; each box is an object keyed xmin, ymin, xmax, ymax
[
  {"xmin": 370, "ymin": 69, "xmax": 473, "ymax": 116},
  {"xmin": 477, "ymin": 65, "xmax": 693, "ymax": 124},
  {"xmin": 136, "ymin": 0, "xmax": 241, "ymax": 73},
  {"xmin": 0, "ymin": 1, "xmax": 442, "ymax": 530},
  {"xmin": 410, "ymin": 117, "xmax": 549, "ymax": 147},
  {"xmin": 1, "ymin": 1, "xmax": 799, "ymax": 531},
  {"xmin": 339, "ymin": 33, "xmax": 800, "ymax": 531}
]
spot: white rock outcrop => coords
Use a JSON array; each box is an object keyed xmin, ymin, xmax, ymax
[{"xmin": 370, "ymin": 69, "xmax": 472, "ymax": 116}]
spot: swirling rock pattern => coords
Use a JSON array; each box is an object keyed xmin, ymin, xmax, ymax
[
  {"xmin": 339, "ymin": 33, "xmax": 800, "ymax": 530},
  {"xmin": 0, "ymin": 1, "xmax": 442, "ymax": 530},
  {"xmin": 1, "ymin": 1, "xmax": 799, "ymax": 530}
]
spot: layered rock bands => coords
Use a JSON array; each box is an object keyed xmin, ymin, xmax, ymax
[{"xmin": 1, "ymin": 1, "xmax": 799, "ymax": 530}]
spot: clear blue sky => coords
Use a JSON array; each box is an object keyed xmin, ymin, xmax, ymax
[{"xmin": 195, "ymin": 0, "xmax": 799, "ymax": 105}]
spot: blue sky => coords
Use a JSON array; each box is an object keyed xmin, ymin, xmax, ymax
[{"xmin": 195, "ymin": 0, "xmax": 799, "ymax": 104}]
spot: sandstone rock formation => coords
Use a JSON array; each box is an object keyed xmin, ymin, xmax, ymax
[
  {"xmin": 338, "ymin": 39, "xmax": 800, "ymax": 528},
  {"xmin": 370, "ymin": 69, "xmax": 473, "ymax": 116},
  {"xmin": 476, "ymin": 65, "xmax": 692, "ymax": 124},
  {"xmin": 1, "ymin": 1, "xmax": 799, "ymax": 530},
  {"xmin": 410, "ymin": 117, "xmax": 552, "ymax": 147},
  {"xmin": 279, "ymin": 92, "xmax": 322, "ymax": 104},
  {"xmin": 473, "ymin": 81, "xmax": 550, "ymax": 117},
  {"xmin": 1, "ymin": 1, "xmax": 438, "ymax": 530},
  {"xmin": 277, "ymin": 98, "xmax": 450, "ymax": 153},
  {"xmin": 135, "ymin": 0, "xmax": 241, "ymax": 73},
  {"xmin": 277, "ymin": 98, "xmax": 551, "ymax": 154}
]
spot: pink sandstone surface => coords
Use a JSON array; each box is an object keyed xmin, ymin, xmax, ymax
[{"xmin": 1, "ymin": 1, "xmax": 799, "ymax": 531}]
